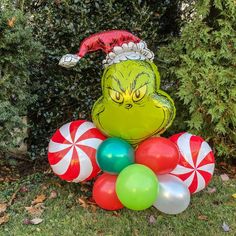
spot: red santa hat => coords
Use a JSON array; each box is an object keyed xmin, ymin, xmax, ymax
[{"xmin": 59, "ymin": 30, "xmax": 154, "ymax": 68}]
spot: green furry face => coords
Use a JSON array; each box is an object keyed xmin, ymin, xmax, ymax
[
  {"xmin": 92, "ymin": 60, "xmax": 175, "ymax": 144},
  {"xmin": 103, "ymin": 61, "xmax": 156, "ymax": 106}
]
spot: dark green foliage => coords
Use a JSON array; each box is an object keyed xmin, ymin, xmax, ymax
[
  {"xmin": 158, "ymin": 0, "xmax": 236, "ymax": 159},
  {"xmin": 25, "ymin": 0, "xmax": 181, "ymax": 158},
  {"xmin": 3, "ymin": 1, "xmax": 234, "ymax": 160},
  {"xmin": 0, "ymin": 8, "xmax": 42, "ymax": 153}
]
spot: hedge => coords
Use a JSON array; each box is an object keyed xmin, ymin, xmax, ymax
[
  {"xmin": 0, "ymin": 7, "xmax": 42, "ymax": 154},
  {"xmin": 24, "ymin": 0, "xmax": 181, "ymax": 159}
]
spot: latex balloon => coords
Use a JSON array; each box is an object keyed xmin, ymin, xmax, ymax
[
  {"xmin": 135, "ymin": 137, "xmax": 180, "ymax": 175},
  {"xmin": 92, "ymin": 173, "xmax": 124, "ymax": 210},
  {"xmin": 153, "ymin": 174, "xmax": 190, "ymax": 214},
  {"xmin": 96, "ymin": 137, "xmax": 134, "ymax": 174},
  {"xmin": 48, "ymin": 120, "xmax": 106, "ymax": 182},
  {"xmin": 116, "ymin": 164, "xmax": 158, "ymax": 210},
  {"xmin": 170, "ymin": 132, "xmax": 215, "ymax": 194}
]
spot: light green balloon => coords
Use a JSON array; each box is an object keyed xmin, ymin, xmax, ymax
[{"xmin": 116, "ymin": 164, "xmax": 159, "ymax": 210}]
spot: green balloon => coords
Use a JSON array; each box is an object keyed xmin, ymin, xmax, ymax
[
  {"xmin": 96, "ymin": 137, "xmax": 134, "ymax": 174},
  {"xmin": 116, "ymin": 164, "xmax": 159, "ymax": 210}
]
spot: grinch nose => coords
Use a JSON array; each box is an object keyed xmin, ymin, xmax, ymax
[{"xmin": 125, "ymin": 103, "xmax": 133, "ymax": 109}]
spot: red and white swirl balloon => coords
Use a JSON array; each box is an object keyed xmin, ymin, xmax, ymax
[
  {"xmin": 170, "ymin": 132, "xmax": 215, "ymax": 194},
  {"xmin": 48, "ymin": 120, "xmax": 106, "ymax": 182}
]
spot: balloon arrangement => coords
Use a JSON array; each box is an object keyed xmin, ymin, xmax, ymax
[{"xmin": 48, "ymin": 30, "xmax": 215, "ymax": 214}]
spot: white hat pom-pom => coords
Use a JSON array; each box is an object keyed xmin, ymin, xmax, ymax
[{"xmin": 59, "ymin": 54, "xmax": 80, "ymax": 68}]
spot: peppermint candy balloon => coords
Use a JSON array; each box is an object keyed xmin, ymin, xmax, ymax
[
  {"xmin": 48, "ymin": 120, "xmax": 106, "ymax": 182},
  {"xmin": 169, "ymin": 132, "xmax": 215, "ymax": 194}
]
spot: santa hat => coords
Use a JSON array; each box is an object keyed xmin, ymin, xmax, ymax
[{"xmin": 59, "ymin": 30, "xmax": 154, "ymax": 68}]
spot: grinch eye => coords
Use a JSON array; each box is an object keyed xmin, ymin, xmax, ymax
[
  {"xmin": 132, "ymin": 85, "xmax": 147, "ymax": 102},
  {"xmin": 109, "ymin": 89, "xmax": 124, "ymax": 104}
]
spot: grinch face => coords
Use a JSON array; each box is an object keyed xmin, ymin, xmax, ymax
[{"xmin": 92, "ymin": 60, "xmax": 175, "ymax": 144}]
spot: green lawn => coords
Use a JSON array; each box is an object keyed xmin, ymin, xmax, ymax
[{"xmin": 0, "ymin": 172, "xmax": 235, "ymax": 236}]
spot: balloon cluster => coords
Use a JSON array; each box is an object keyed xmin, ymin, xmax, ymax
[
  {"xmin": 49, "ymin": 30, "xmax": 215, "ymax": 215},
  {"xmin": 48, "ymin": 120, "xmax": 215, "ymax": 214}
]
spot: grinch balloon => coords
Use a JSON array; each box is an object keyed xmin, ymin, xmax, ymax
[{"xmin": 59, "ymin": 30, "xmax": 175, "ymax": 144}]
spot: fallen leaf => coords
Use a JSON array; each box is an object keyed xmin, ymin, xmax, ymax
[
  {"xmin": 90, "ymin": 205, "xmax": 97, "ymax": 213},
  {"xmin": 81, "ymin": 185, "xmax": 90, "ymax": 193},
  {"xmin": 32, "ymin": 194, "xmax": 46, "ymax": 205},
  {"xmin": 207, "ymin": 187, "xmax": 216, "ymax": 194},
  {"xmin": 220, "ymin": 174, "xmax": 230, "ymax": 182},
  {"xmin": 198, "ymin": 215, "xmax": 208, "ymax": 221},
  {"xmin": 43, "ymin": 168, "xmax": 52, "ymax": 174},
  {"xmin": 112, "ymin": 211, "xmax": 120, "ymax": 217},
  {"xmin": 76, "ymin": 196, "xmax": 97, "ymax": 209},
  {"xmin": 0, "ymin": 203, "xmax": 7, "ymax": 214},
  {"xmin": 0, "ymin": 213, "xmax": 9, "ymax": 225},
  {"xmin": 8, "ymin": 187, "xmax": 21, "ymax": 206},
  {"xmin": 222, "ymin": 222, "xmax": 230, "ymax": 232},
  {"xmin": 7, "ymin": 16, "xmax": 16, "ymax": 27},
  {"xmin": 77, "ymin": 197, "xmax": 88, "ymax": 208},
  {"xmin": 49, "ymin": 190, "xmax": 57, "ymax": 199},
  {"xmin": 41, "ymin": 185, "xmax": 48, "ymax": 191},
  {"xmin": 96, "ymin": 230, "xmax": 104, "ymax": 236},
  {"xmin": 232, "ymin": 193, "xmax": 236, "ymax": 199},
  {"xmin": 133, "ymin": 229, "xmax": 139, "ymax": 236},
  {"xmin": 149, "ymin": 215, "xmax": 156, "ymax": 224},
  {"xmin": 30, "ymin": 218, "xmax": 43, "ymax": 225},
  {"xmin": 25, "ymin": 203, "xmax": 45, "ymax": 217}
]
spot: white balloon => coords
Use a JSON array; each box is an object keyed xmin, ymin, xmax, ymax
[{"xmin": 153, "ymin": 174, "xmax": 191, "ymax": 214}]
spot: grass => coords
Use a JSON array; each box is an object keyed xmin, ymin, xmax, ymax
[{"xmin": 0, "ymin": 172, "xmax": 236, "ymax": 236}]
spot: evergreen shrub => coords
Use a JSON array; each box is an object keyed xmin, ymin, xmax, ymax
[
  {"xmin": 26, "ymin": 0, "xmax": 180, "ymax": 158},
  {"xmin": 0, "ymin": 8, "xmax": 42, "ymax": 154},
  {"xmin": 158, "ymin": 0, "xmax": 236, "ymax": 159}
]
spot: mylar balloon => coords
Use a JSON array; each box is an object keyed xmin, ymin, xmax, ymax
[
  {"xmin": 48, "ymin": 120, "xmax": 106, "ymax": 182},
  {"xmin": 93, "ymin": 173, "xmax": 124, "ymax": 211},
  {"xmin": 96, "ymin": 137, "xmax": 134, "ymax": 174},
  {"xmin": 169, "ymin": 132, "xmax": 215, "ymax": 194},
  {"xmin": 92, "ymin": 60, "xmax": 175, "ymax": 145},
  {"xmin": 135, "ymin": 137, "xmax": 180, "ymax": 175},
  {"xmin": 153, "ymin": 174, "xmax": 190, "ymax": 214},
  {"xmin": 59, "ymin": 30, "xmax": 176, "ymax": 145},
  {"xmin": 116, "ymin": 164, "xmax": 158, "ymax": 211}
]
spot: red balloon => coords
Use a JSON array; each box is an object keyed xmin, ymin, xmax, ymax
[
  {"xmin": 135, "ymin": 137, "xmax": 180, "ymax": 175},
  {"xmin": 92, "ymin": 173, "xmax": 124, "ymax": 210}
]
